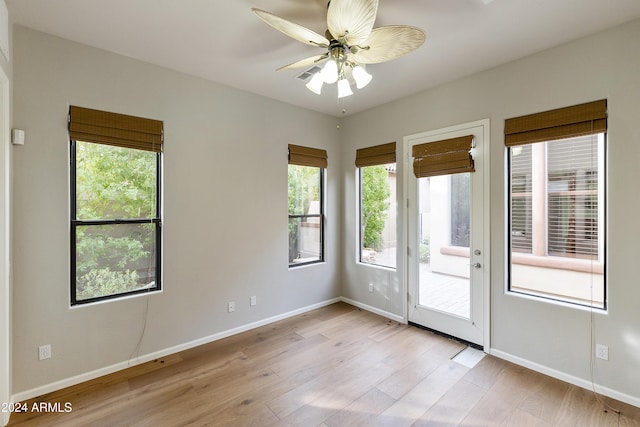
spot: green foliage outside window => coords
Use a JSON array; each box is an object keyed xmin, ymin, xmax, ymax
[
  {"xmin": 75, "ymin": 141, "xmax": 158, "ymax": 300},
  {"xmin": 361, "ymin": 165, "xmax": 391, "ymax": 252},
  {"xmin": 288, "ymin": 165, "xmax": 321, "ymax": 263}
]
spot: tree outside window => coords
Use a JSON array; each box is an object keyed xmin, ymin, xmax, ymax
[
  {"xmin": 359, "ymin": 164, "xmax": 396, "ymax": 268},
  {"xmin": 72, "ymin": 141, "xmax": 161, "ymax": 304},
  {"xmin": 288, "ymin": 165, "xmax": 323, "ymax": 266}
]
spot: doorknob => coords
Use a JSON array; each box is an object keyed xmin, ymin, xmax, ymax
[{"xmin": 473, "ymin": 262, "xmax": 481, "ymax": 269}]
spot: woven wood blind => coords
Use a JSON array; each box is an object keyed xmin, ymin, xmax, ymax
[
  {"xmin": 288, "ymin": 144, "xmax": 328, "ymax": 168},
  {"xmin": 355, "ymin": 142, "xmax": 396, "ymax": 167},
  {"xmin": 69, "ymin": 106, "xmax": 163, "ymax": 153},
  {"xmin": 412, "ymin": 135, "xmax": 474, "ymax": 178},
  {"xmin": 504, "ymin": 99, "xmax": 607, "ymax": 147}
]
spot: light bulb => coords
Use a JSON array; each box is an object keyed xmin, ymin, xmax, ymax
[
  {"xmin": 321, "ymin": 60, "xmax": 338, "ymax": 84},
  {"xmin": 306, "ymin": 73, "xmax": 324, "ymax": 95},
  {"xmin": 337, "ymin": 78, "xmax": 353, "ymax": 98},
  {"xmin": 352, "ymin": 65, "xmax": 372, "ymax": 89}
]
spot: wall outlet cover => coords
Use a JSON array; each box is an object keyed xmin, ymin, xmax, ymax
[
  {"xmin": 38, "ymin": 344, "xmax": 51, "ymax": 360},
  {"xmin": 596, "ymin": 344, "xmax": 609, "ymax": 360}
]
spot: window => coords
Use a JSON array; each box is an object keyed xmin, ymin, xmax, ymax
[
  {"xmin": 450, "ymin": 173, "xmax": 470, "ymax": 248},
  {"xmin": 505, "ymin": 100, "xmax": 606, "ymax": 308},
  {"xmin": 288, "ymin": 144, "xmax": 326, "ymax": 267},
  {"xmin": 356, "ymin": 142, "xmax": 396, "ymax": 268},
  {"xmin": 69, "ymin": 106, "xmax": 162, "ymax": 305}
]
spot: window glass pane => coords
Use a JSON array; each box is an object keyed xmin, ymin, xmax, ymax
[
  {"xmin": 419, "ymin": 174, "xmax": 471, "ymax": 319},
  {"xmin": 288, "ymin": 217, "xmax": 322, "ymax": 264},
  {"xmin": 510, "ymin": 145, "xmax": 533, "ymax": 253},
  {"xmin": 509, "ymin": 134, "xmax": 605, "ymax": 308},
  {"xmin": 288, "ymin": 165, "xmax": 320, "ymax": 216},
  {"xmin": 450, "ymin": 174, "xmax": 470, "ymax": 247},
  {"xmin": 547, "ymin": 136, "xmax": 599, "ymax": 259},
  {"xmin": 75, "ymin": 223, "xmax": 158, "ymax": 301},
  {"xmin": 76, "ymin": 141, "xmax": 157, "ymax": 220},
  {"xmin": 360, "ymin": 164, "xmax": 396, "ymax": 268},
  {"xmin": 72, "ymin": 139, "xmax": 160, "ymax": 304},
  {"xmin": 288, "ymin": 164, "xmax": 323, "ymax": 266}
]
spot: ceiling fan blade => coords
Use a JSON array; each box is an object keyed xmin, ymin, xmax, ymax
[
  {"xmin": 351, "ymin": 25, "xmax": 426, "ymax": 64},
  {"xmin": 327, "ymin": 0, "xmax": 378, "ymax": 46},
  {"xmin": 277, "ymin": 54, "xmax": 329, "ymax": 71},
  {"xmin": 252, "ymin": 8, "xmax": 329, "ymax": 47}
]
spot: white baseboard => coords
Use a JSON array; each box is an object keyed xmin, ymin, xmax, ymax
[
  {"xmin": 340, "ymin": 297, "xmax": 406, "ymax": 323},
  {"xmin": 11, "ymin": 297, "xmax": 341, "ymax": 403},
  {"xmin": 489, "ymin": 348, "xmax": 640, "ymax": 409}
]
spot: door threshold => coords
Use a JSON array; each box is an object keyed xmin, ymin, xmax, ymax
[{"xmin": 408, "ymin": 321, "xmax": 483, "ymax": 351}]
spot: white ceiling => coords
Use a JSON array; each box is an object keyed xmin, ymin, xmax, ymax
[{"xmin": 7, "ymin": 0, "xmax": 640, "ymax": 116}]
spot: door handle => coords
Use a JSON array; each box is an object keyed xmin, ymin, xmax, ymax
[{"xmin": 473, "ymin": 262, "xmax": 481, "ymax": 269}]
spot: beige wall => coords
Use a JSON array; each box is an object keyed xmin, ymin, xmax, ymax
[
  {"xmin": 11, "ymin": 26, "xmax": 341, "ymax": 396},
  {"xmin": 340, "ymin": 18, "xmax": 640, "ymax": 403}
]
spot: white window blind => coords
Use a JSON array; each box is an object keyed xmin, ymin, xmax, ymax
[
  {"xmin": 510, "ymin": 144, "xmax": 533, "ymax": 253},
  {"xmin": 546, "ymin": 134, "xmax": 600, "ymax": 259}
]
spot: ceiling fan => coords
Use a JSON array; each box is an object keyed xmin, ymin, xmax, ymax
[{"xmin": 252, "ymin": 0, "xmax": 426, "ymax": 97}]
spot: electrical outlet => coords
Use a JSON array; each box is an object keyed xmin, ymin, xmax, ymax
[
  {"xmin": 250, "ymin": 296, "xmax": 257, "ymax": 306},
  {"xmin": 38, "ymin": 344, "xmax": 51, "ymax": 361},
  {"xmin": 368, "ymin": 283, "xmax": 374, "ymax": 293},
  {"xmin": 228, "ymin": 301, "xmax": 235, "ymax": 313},
  {"xmin": 596, "ymin": 344, "xmax": 609, "ymax": 360}
]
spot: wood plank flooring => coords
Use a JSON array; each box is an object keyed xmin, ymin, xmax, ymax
[{"xmin": 8, "ymin": 302, "xmax": 640, "ymax": 426}]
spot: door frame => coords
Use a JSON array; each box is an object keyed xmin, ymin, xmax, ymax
[
  {"xmin": 0, "ymin": 64, "xmax": 11, "ymax": 427},
  {"xmin": 402, "ymin": 119, "xmax": 491, "ymax": 349}
]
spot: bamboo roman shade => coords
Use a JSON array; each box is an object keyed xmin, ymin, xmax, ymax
[
  {"xmin": 288, "ymin": 144, "xmax": 328, "ymax": 168},
  {"xmin": 504, "ymin": 99, "xmax": 607, "ymax": 147},
  {"xmin": 355, "ymin": 142, "xmax": 396, "ymax": 167},
  {"xmin": 412, "ymin": 135, "xmax": 475, "ymax": 178},
  {"xmin": 69, "ymin": 106, "xmax": 164, "ymax": 153}
]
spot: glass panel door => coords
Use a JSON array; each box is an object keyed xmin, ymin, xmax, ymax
[
  {"xmin": 418, "ymin": 173, "xmax": 471, "ymax": 319},
  {"xmin": 406, "ymin": 121, "xmax": 489, "ymax": 347}
]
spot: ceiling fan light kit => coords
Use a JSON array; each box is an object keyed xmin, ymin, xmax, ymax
[
  {"xmin": 337, "ymin": 78, "xmax": 354, "ymax": 98},
  {"xmin": 306, "ymin": 73, "xmax": 325, "ymax": 94},
  {"xmin": 352, "ymin": 65, "xmax": 372, "ymax": 89},
  {"xmin": 252, "ymin": 0, "xmax": 426, "ymax": 98}
]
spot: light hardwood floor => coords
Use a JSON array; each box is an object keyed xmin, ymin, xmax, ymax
[{"xmin": 8, "ymin": 302, "xmax": 640, "ymax": 426}]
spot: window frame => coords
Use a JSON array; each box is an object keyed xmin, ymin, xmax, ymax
[
  {"xmin": 507, "ymin": 134, "xmax": 607, "ymax": 309},
  {"xmin": 288, "ymin": 165, "xmax": 325, "ymax": 268},
  {"xmin": 70, "ymin": 140, "xmax": 163, "ymax": 305}
]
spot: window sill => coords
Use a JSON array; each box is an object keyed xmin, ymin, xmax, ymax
[
  {"xmin": 289, "ymin": 260, "xmax": 324, "ymax": 269},
  {"xmin": 507, "ymin": 289, "xmax": 606, "ymax": 312},
  {"xmin": 70, "ymin": 287, "xmax": 162, "ymax": 308}
]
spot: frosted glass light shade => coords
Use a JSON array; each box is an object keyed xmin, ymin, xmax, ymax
[
  {"xmin": 306, "ymin": 73, "xmax": 324, "ymax": 94},
  {"xmin": 321, "ymin": 60, "xmax": 339, "ymax": 84},
  {"xmin": 352, "ymin": 65, "xmax": 372, "ymax": 89},
  {"xmin": 337, "ymin": 78, "xmax": 353, "ymax": 98}
]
